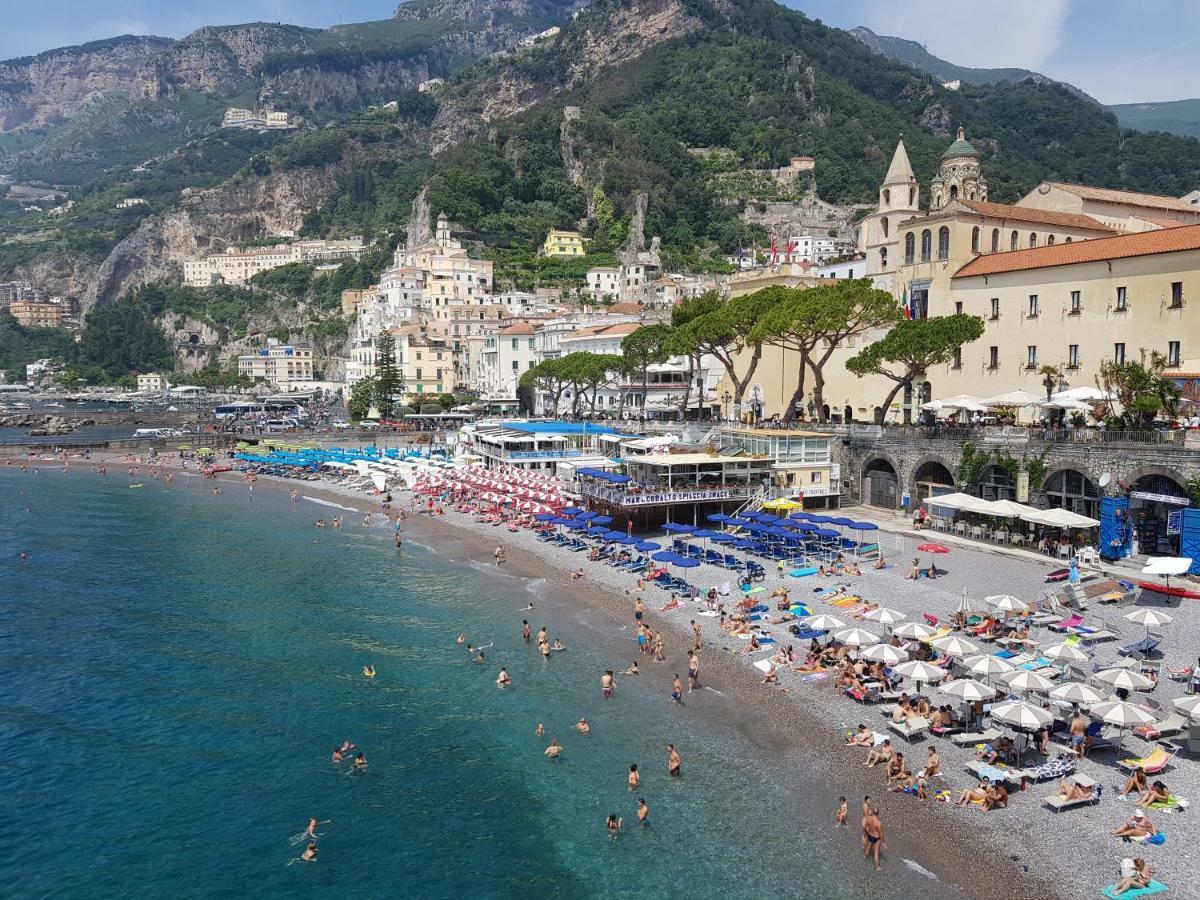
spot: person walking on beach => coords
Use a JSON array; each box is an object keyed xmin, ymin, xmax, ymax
[
  {"xmin": 494, "ymin": 545, "xmax": 505, "ymax": 565},
  {"xmin": 601, "ymin": 670, "xmax": 615, "ymax": 699},
  {"xmin": 666, "ymin": 744, "xmax": 682, "ymax": 777},
  {"xmin": 686, "ymin": 650, "xmax": 700, "ymax": 690},
  {"xmin": 863, "ymin": 806, "xmax": 885, "ymax": 870},
  {"xmin": 671, "ymin": 673, "xmax": 685, "ymax": 705},
  {"xmin": 653, "ymin": 630, "xmax": 665, "ymax": 662},
  {"xmin": 634, "ymin": 597, "xmax": 645, "ymax": 626},
  {"xmin": 692, "ymin": 620, "xmax": 703, "ymax": 651},
  {"xmin": 628, "ymin": 764, "xmax": 640, "ymax": 791},
  {"xmin": 523, "ymin": 620, "xmax": 531, "ymax": 644}
]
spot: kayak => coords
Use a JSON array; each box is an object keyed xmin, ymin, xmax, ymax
[{"xmin": 1137, "ymin": 581, "xmax": 1200, "ymax": 599}]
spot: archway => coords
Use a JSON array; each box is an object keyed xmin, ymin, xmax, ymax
[
  {"xmin": 975, "ymin": 464, "xmax": 1015, "ymax": 502},
  {"xmin": 912, "ymin": 459, "xmax": 955, "ymax": 504},
  {"xmin": 1128, "ymin": 472, "xmax": 1190, "ymax": 555},
  {"xmin": 1042, "ymin": 469, "xmax": 1099, "ymax": 519},
  {"xmin": 862, "ymin": 458, "xmax": 899, "ymax": 509}
]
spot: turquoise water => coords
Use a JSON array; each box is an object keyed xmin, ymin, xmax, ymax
[{"xmin": 0, "ymin": 471, "xmax": 953, "ymax": 898}]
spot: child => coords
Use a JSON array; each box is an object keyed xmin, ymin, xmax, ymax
[{"xmin": 835, "ymin": 796, "xmax": 848, "ymax": 827}]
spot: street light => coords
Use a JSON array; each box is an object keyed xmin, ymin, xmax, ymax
[{"xmin": 722, "ymin": 390, "xmax": 731, "ymax": 421}]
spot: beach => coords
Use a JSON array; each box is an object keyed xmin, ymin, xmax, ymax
[{"xmin": 4, "ymin": 448, "xmax": 1197, "ymax": 899}]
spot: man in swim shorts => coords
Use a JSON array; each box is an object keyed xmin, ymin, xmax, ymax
[
  {"xmin": 667, "ymin": 744, "xmax": 682, "ymax": 777},
  {"xmin": 601, "ymin": 670, "xmax": 614, "ymax": 699}
]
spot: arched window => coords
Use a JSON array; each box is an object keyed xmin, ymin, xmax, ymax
[
  {"xmin": 991, "ymin": 228, "xmax": 1000, "ymax": 253},
  {"xmin": 971, "ymin": 226, "xmax": 980, "ymax": 253},
  {"xmin": 920, "ymin": 229, "xmax": 932, "ymax": 262},
  {"xmin": 880, "ymin": 247, "xmax": 888, "ymax": 268},
  {"xmin": 1047, "ymin": 234, "xmax": 1056, "ymax": 246},
  {"xmin": 904, "ymin": 233, "xmax": 915, "ymax": 264},
  {"xmin": 967, "ymin": 188, "xmax": 976, "ymax": 200},
  {"xmin": 937, "ymin": 226, "xmax": 950, "ymax": 261},
  {"xmin": 1064, "ymin": 237, "xmax": 1072, "ymax": 244},
  {"xmin": 949, "ymin": 185, "xmax": 958, "ymax": 201},
  {"xmin": 881, "ymin": 217, "xmax": 889, "ymax": 238},
  {"xmin": 1010, "ymin": 230, "xmax": 1019, "ymax": 251},
  {"xmin": 882, "ymin": 188, "xmax": 891, "ymax": 205},
  {"xmin": 909, "ymin": 187, "xmax": 916, "ymax": 206},
  {"xmin": 1029, "ymin": 232, "xmax": 1038, "ymax": 248}
]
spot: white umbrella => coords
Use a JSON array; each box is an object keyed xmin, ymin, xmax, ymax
[
  {"xmin": 862, "ymin": 607, "xmax": 907, "ymax": 627},
  {"xmin": 1094, "ymin": 668, "xmax": 1154, "ymax": 691},
  {"xmin": 932, "ymin": 635, "xmax": 979, "ymax": 657},
  {"xmin": 1020, "ymin": 507, "xmax": 1099, "ymax": 529},
  {"xmin": 801, "ymin": 614, "xmax": 845, "ymax": 632},
  {"xmin": 1091, "ymin": 700, "xmax": 1156, "ymax": 728},
  {"xmin": 1049, "ymin": 681, "xmax": 1105, "ymax": 706},
  {"xmin": 985, "ymin": 594, "xmax": 1030, "ymax": 614},
  {"xmin": 965, "ymin": 654, "xmax": 1016, "ymax": 678},
  {"xmin": 975, "ymin": 498, "xmax": 1039, "ymax": 518},
  {"xmin": 1039, "ymin": 398, "xmax": 1093, "ymax": 412},
  {"xmin": 939, "ymin": 678, "xmax": 996, "ymax": 701},
  {"xmin": 1052, "ymin": 386, "xmax": 1111, "ymax": 403},
  {"xmin": 990, "ymin": 699, "xmax": 1053, "ymax": 730},
  {"xmin": 1001, "ymin": 669, "xmax": 1054, "ymax": 693},
  {"xmin": 861, "ymin": 644, "xmax": 908, "ymax": 665},
  {"xmin": 893, "ymin": 622, "xmax": 936, "ymax": 640},
  {"xmin": 1141, "ymin": 557, "xmax": 1193, "ymax": 577},
  {"xmin": 1042, "ymin": 642, "xmax": 1090, "ymax": 664},
  {"xmin": 1123, "ymin": 608, "xmax": 1174, "ymax": 629},
  {"xmin": 893, "ymin": 660, "xmax": 947, "ymax": 683},
  {"xmin": 833, "ymin": 627, "xmax": 880, "ymax": 648},
  {"xmin": 1173, "ymin": 696, "xmax": 1200, "ymax": 720},
  {"xmin": 922, "ymin": 491, "xmax": 986, "ymax": 512},
  {"xmin": 982, "ymin": 390, "xmax": 1043, "ymax": 408},
  {"xmin": 929, "ymin": 393, "xmax": 987, "ymax": 413}
]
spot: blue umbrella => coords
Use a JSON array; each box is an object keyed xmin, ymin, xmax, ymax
[
  {"xmin": 707, "ymin": 513, "xmax": 733, "ymax": 523},
  {"xmin": 791, "ymin": 523, "xmax": 816, "ymax": 533},
  {"xmin": 662, "ymin": 523, "xmax": 693, "ymax": 533},
  {"xmin": 830, "ymin": 517, "xmax": 857, "ymax": 527},
  {"xmin": 690, "ymin": 529, "xmax": 718, "ymax": 539},
  {"xmin": 636, "ymin": 541, "xmax": 662, "ymax": 551},
  {"xmin": 577, "ymin": 511, "xmax": 599, "ymax": 520},
  {"xmin": 652, "ymin": 550, "xmax": 676, "ymax": 561},
  {"xmin": 591, "ymin": 515, "xmax": 614, "ymax": 526},
  {"xmin": 614, "ymin": 535, "xmax": 639, "ymax": 545},
  {"xmin": 814, "ymin": 528, "xmax": 839, "ymax": 539},
  {"xmin": 603, "ymin": 530, "xmax": 626, "ymax": 540},
  {"xmin": 712, "ymin": 534, "xmax": 738, "ymax": 545},
  {"xmin": 743, "ymin": 522, "xmax": 769, "ymax": 533},
  {"xmin": 673, "ymin": 557, "xmax": 700, "ymax": 569},
  {"xmin": 726, "ymin": 517, "xmax": 752, "ymax": 527},
  {"xmin": 534, "ymin": 513, "xmax": 557, "ymax": 522},
  {"xmin": 734, "ymin": 540, "xmax": 757, "ymax": 550},
  {"xmin": 550, "ymin": 516, "xmax": 574, "ymax": 525},
  {"xmin": 562, "ymin": 507, "xmax": 585, "ymax": 516},
  {"xmin": 585, "ymin": 526, "xmax": 608, "ymax": 536},
  {"xmin": 806, "ymin": 514, "xmax": 833, "ymax": 523},
  {"xmin": 566, "ymin": 520, "xmax": 590, "ymax": 530},
  {"xmin": 850, "ymin": 522, "xmax": 879, "ymax": 532},
  {"xmin": 789, "ymin": 512, "xmax": 810, "ymax": 520}
]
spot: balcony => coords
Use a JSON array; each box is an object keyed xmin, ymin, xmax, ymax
[{"xmin": 579, "ymin": 482, "xmax": 758, "ymax": 507}]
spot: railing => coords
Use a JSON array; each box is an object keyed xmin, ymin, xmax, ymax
[
  {"xmin": 1031, "ymin": 428, "xmax": 1183, "ymax": 446},
  {"xmin": 504, "ymin": 449, "xmax": 585, "ymax": 459},
  {"xmin": 580, "ymin": 482, "xmax": 758, "ymax": 506}
]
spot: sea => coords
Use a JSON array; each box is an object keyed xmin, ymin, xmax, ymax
[{"xmin": 0, "ymin": 469, "xmax": 960, "ymax": 899}]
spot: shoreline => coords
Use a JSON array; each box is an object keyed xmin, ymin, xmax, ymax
[{"xmin": 26, "ymin": 448, "xmax": 1064, "ymax": 900}]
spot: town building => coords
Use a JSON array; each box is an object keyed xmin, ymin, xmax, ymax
[
  {"xmin": 857, "ymin": 139, "xmax": 921, "ymax": 281},
  {"xmin": 586, "ymin": 266, "xmax": 621, "ymax": 302},
  {"xmin": 116, "ymin": 198, "xmax": 148, "ymax": 210},
  {"xmin": 717, "ymin": 426, "xmax": 841, "ymax": 508},
  {"xmin": 221, "ymin": 108, "xmax": 293, "ymax": 130},
  {"xmin": 480, "ymin": 322, "xmax": 540, "ymax": 400},
  {"xmin": 137, "ymin": 373, "xmax": 169, "ymax": 393},
  {"xmin": 237, "ymin": 341, "xmax": 314, "ymax": 387},
  {"xmin": 1017, "ymin": 182, "xmax": 1200, "ymax": 232},
  {"xmin": 390, "ymin": 325, "xmax": 456, "ymax": 400},
  {"xmin": 0, "ymin": 281, "xmax": 45, "ymax": 308},
  {"xmin": 184, "ymin": 238, "xmax": 365, "ymax": 286},
  {"xmin": 9, "ymin": 299, "xmax": 64, "ymax": 328},
  {"xmin": 542, "ymin": 229, "xmax": 586, "ymax": 257}
]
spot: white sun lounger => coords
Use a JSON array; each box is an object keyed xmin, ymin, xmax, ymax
[
  {"xmin": 1042, "ymin": 774, "xmax": 1101, "ymax": 812},
  {"xmin": 951, "ymin": 728, "xmax": 1002, "ymax": 746},
  {"xmin": 889, "ymin": 716, "xmax": 932, "ymax": 742}
]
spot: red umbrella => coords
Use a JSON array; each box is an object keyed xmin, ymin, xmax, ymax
[{"xmin": 917, "ymin": 542, "xmax": 951, "ymax": 554}]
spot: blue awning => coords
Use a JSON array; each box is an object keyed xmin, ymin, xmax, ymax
[{"xmin": 578, "ymin": 467, "xmax": 631, "ymax": 484}]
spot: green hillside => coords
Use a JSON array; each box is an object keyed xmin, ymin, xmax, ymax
[{"xmin": 1110, "ymin": 99, "xmax": 1200, "ymax": 140}]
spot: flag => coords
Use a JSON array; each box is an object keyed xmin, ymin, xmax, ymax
[
  {"xmin": 902, "ymin": 288, "xmax": 911, "ymax": 320},
  {"xmin": 786, "ymin": 239, "xmax": 796, "ymax": 261}
]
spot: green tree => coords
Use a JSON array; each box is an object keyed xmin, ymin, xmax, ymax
[
  {"xmin": 669, "ymin": 288, "xmax": 778, "ymax": 407},
  {"xmin": 621, "ymin": 323, "xmax": 674, "ymax": 424},
  {"xmin": 1097, "ymin": 352, "xmax": 1181, "ymax": 427},
  {"xmin": 520, "ymin": 357, "xmax": 571, "ymax": 416},
  {"xmin": 347, "ymin": 377, "xmax": 377, "ymax": 421},
  {"xmin": 374, "ymin": 332, "xmax": 400, "ymax": 419},
  {"xmin": 558, "ymin": 351, "xmax": 618, "ymax": 418},
  {"xmin": 846, "ymin": 314, "xmax": 985, "ymax": 423},
  {"xmin": 670, "ymin": 292, "xmax": 723, "ymax": 417},
  {"xmin": 750, "ymin": 280, "xmax": 901, "ymax": 421}
]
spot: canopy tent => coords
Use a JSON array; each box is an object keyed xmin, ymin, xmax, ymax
[
  {"xmin": 577, "ymin": 467, "xmax": 630, "ymax": 484},
  {"xmin": 1020, "ymin": 507, "xmax": 1099, "ymax": 529},
  {"xmin": 981, "ymin": 390, "xmax": 1044, "ymax": 408},
  {"xmin": 922, "ymin": 492, "xmax": 990, "ymax": 513}
]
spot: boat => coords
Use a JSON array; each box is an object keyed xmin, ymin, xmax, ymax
[{"xmin": 1136, "ymin": 581, "xmax": 1200, "ymax": 599}]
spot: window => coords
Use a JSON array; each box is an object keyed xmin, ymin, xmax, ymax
[
  {"xmin": 1064, "ymin": 237, "xmax": 1072, "ymax": 244},
  {"xmin": 810, "ymin": 472, "xmax": 822, "ymax": 484},
  {"xmin": 937, "ymin": 226, "xmax": 950, "ymax": 260},
  {"xmin": 1068, "ymin": 344, "xmax": 1079, "ymax": 368},
  {"xmin": 880, "ymin": 247, "xmax": 888, "ymax": 268},
  {"xmin": 1116, "ymin": 286, "xmax": 1127, "ymax": 311},
  {"xmin": 415, "ymin": 368, "xmax": 422, "ymax": 380},
  {"xmin": 1028, "ymin": 232, "xmax": 1038, "ymax": 248},
  {"xmin": 990, "ymin": 298, "xmax": 1000, "ymax": 320},
  {"xmin": 881, "ymin": 217, "xmax": 889, "ymax": 237},
  {"xmin": 920, "ymin": 230, "xmax": 931, "ymax": 262},
  {"xmin": 512, "ymin": 360, "xmax": 519, "ymax": 371},
  {"xmin": 511, "ymin": 338, "xmax": 518, "ymax": 350},
  {"xmin": 1168, "ymin": 341, "xmax": 1181, "ymax": 366},
  {"xmin": 882, "ymin": 189, "xmax": 890, "ymax": 205},
  {"xmin": 1010, "ymin": 230, "xmax": 1019, "ymax": 251},
  {"xmin": 954, "ymin": 301, "xmax": 963, "ymax": 314},
  {"xmin": 971, "ymin": 226, "xmax": 980, "ymax": 252},
  {"xmin": 904, "ymin": 233, "xmax": 915, "ymax": 264},
  {"xmin": 1069, "ymin": 290, "xmax": 1081, "ymax": 314},
  {"xmin": 990, "ymin": 228, "xmax": 1000, "ymax": 253},
  {"xmin": 528, "ymin": 338, "xmax": 535, "ymax": 349},
  {"xmin": 1027, "ymin": 346, "xmax": 1038, "ymax": 368},
  {"xmin": 1047, "ymin": 235, "xmax": 1056, "ymax": 246},
  {"xmin": 1170, "ymin": 282, "xmax": 1183, "ymax": 308},
  {"xmin": 1114, "ymin": 343, "xmax": 1125, "ymax": 364},
  {"xmin": 952, "ymin": 347, "xmax": 962, "ymax": 369},
  {"xmin": 1028, "ymin": 295, "xmax": 1039, "ymax": 318}
]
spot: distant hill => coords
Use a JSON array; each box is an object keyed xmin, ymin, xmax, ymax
[
  {"xmin": 848, "ymin": 27, "xmax": 1099, "ymax": 105},
  {"xmin": 1108, "ymin": 99, "xmax": 1200, "ymax": 140}
]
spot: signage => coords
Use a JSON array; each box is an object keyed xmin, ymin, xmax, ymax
[
  {"xmin": 1130, "ymin": 491, "xmax": 1191, "ymax": 506},
  {"xmin": 1017, "ymin": 471, "xmax": 1030, "ymax": 503},
  {"xmin": 622, "ymin": 489, "xmax": 734, "ymax": 506},
  {"xmin": 1168, "ymin": 509, "xmax": 1183, "ymax": 535}
]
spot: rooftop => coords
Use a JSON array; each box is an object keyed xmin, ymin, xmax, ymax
[
  {"xmin": 503, "ymin": 421, "xmax": 628, "ymax": 436},
  {"xmin": 498, "ymin": 322, "xmax": 537, "ymax": 335},
  {"xmin": 625, "ymin": 452, "xmax": 768, "ymax": 466},
  {"xmin": 941, "ymin": 127, "xmax": 978, "ymax": 160},
  {"xmin": 953, "ymin": 222, "xmax": 1200, "ymax": 278},
  {"xmin": 1041, "ymin": 182, "xmax": 1200, "ymax": 214},
  {"xmin": 563, "ymin": 322, "xmax": 642, "ymax": 340},
  {"xmin": 957, "ymin": 199, "xmax": 1114, "ymax": 232}
]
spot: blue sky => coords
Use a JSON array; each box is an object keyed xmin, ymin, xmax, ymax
[{"xmin": 3, "ymin": 0, "xmax": 1198, "ymax": 105}]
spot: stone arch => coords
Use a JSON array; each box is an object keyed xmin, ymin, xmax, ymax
[
  {"xmin": 1040, "ymin": 466, "xmax": 1101, "ymax": 518},
  {"xmin": 975, "ymin": 463, "xmax": 1016, "ymax": 501},
  {"xmin": 861, "ymin": 455, "xmax": 902, "ymax": 510},
  {"xmin": 911, "ymin": 456, "xmax": 957, "ymax": 504},
  {"xmin": 1127, "ymin": 466, "xmax": 1188, "ymax": 495}
]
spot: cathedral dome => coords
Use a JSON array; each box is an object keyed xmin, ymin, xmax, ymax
[{"xmin": 941, "ymin": 127, "xmax": 978, "ymax": 160}]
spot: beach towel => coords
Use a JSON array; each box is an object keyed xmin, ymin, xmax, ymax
[
  {"xmin": 753, "ymin": 660, "xmax": 774, "ymax": 674},
  {"xmin": 1147, "ymin": 796, "xmax": 1186, "ymax": 812},
  {"xmin": 1102, "ymin": 881, "xmax": 1168, "ymax": 899},
  {"xmin": 696, "ymin": 610, "xmax": 720, "ymax": 618}
]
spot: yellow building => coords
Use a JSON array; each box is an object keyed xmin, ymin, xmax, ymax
[
  {"xmin": 542, "ymin": 229, "xmax": 585, "ymax": 257},
  {"xmin": 389, "ymin": 325, "xmax": 457, "ymax": 400},
  {"xmin": 9, "ymin": 300, "xmax": 64, "ymax": 328}
]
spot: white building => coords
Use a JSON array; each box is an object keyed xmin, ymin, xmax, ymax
[
  {"xmin": 237, "ymin": 341, "xmax": 314, "ymax": 387},
  {"xmin": 137, "ymin": 373, "xmax": 169, "ymax": 393},
  {"xmin": 481, "ymin": 322, "xmax": 540, "ymax": 400},
  {"xmin": 184, "ymin": 238, "xmax": 365, "ymax": 286},
  {"xmin": 586, "ymin": 267, "xmax": 621, "ymax": 302}
]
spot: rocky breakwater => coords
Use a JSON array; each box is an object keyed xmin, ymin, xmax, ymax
[{"xmin": 0, "ymin": 414, "xmax": 96, "ymax": 436}]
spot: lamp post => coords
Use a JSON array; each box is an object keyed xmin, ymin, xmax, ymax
[
  {"xmin": 722, "ymin": 390, "xmax": 731, "ymax": 421},
  {"xmin": 750, "ymin": 385, "xmax": 763, "ymax": 424}
]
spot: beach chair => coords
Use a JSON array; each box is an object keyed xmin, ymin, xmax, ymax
[
  {"xmin": 889, "ymin": 716, "xmax": 931, "ymax": 742},
  {"xmin": 1049, "ymin": 613, "xmax": 1084, "ymax": 633},
  {"xmin": 1042, "ymin": 774, "xmax": 1101, "ymax": 812},
  {"xmin": 1118, "ymin": 633, "xmax": 1163, "ymax": 658},
  {"xmin": 1119, "ymin": 746, "xmax": 1176, "ymax": 775},
  {"xmin": 1020, "ymin": 753, "xmax": 1077, "ymax": 783},
  {"xmin": 1133, "ymin": 711, "xmax": 1189, "ymax": 741},
  {"xmin": 1072, "ymin": 623, "xmax": 1118, "ymax": 644},
  {"xmin": 951, "ymin": 728, "xmax": 1002, "ymax": 746}
]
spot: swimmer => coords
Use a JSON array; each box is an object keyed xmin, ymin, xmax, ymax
[
  {"xmin": 637, "ymin": 798, "xmax": 649, "ymax": 825},
  {"xmin": 331, "ymin": 746, "xmax": 344, "ymax": 764},
  {"xmin": 667, "ymin": 744, "xmax": 682, "ymax": 777},
  {"xmin": 623, "ymin": 661, "xmax": 640, "ymax": 676},
  {"xmin": 339, "ymin": 741, "xmax": 356, "ymax": 754},
  {"xmin": 540, "ymin": 642, "xmax": 551, "ymax": 659},
  {"xmin": 601, "ymin": 670, "xmax": 615, "ymax": 699},
  {"xmin": 518, "ymin": 602, "xmax": 535, "ymax": 612},
  {"xmin": 545, "ymin": 738, "xmax": 562, "ymax": 761},
  {"xmin": 474, "ymin": 651, "xmax": 486, "ymax": 663},
  {"xmin": 304, "ymin": 818, "xmax": 330, "ymax": 840},
  {"xmin": 628, "ymin": 764, "xmax": 640, "ymax": 790},
  {"xmin": 457, "ymin": 633, "xmax": 466, "ymax": 644},
  {"xmin": 523, "ymin": 620, "xmax": 531, "ymax": 643},
  {"xmin": 535, "ymin": 722, "xmax": 545, "ymax": 738},
  {"xmin": 300, "ymin": 841, "xmax": 317, "ymax": 862},
  {"xmin": 606, "ymin": 813, "xmax": 622, "ymax": 836},
  {"xmin": 575, "ymin": 718, "xmax": 590, "ymax": 734},
  {"xmin": 363, "ymin": 665, "xmax": 376, "ymax": 679},
  {"xmin": 496, "ymin": 668, "xmax": 511, "ymax": 687},
  {"xmin": 550, "ymin": 639, "xmax": 565, "ymax": 651},
  {"xmin": 352, "ymin": 753, "xmax": 367, "ymax": 770}
]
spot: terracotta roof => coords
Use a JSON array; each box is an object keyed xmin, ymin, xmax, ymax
[
  {"xmin": 563, "ymin": 322, "xmax": 642, "ymax": 340},
  {"xmin": 1133, "ymin": 214, "xmax": 1188, "ymax": 230},
  {"xmin": 498, "ymin": 322, "xmax": 537, "ymax": 335},
  {"xmin": 953, "ymin": 223, "xmax": 1200, "ymax": 278},
  {"xmin": 957, "ymin": 199, "xmax": 1114, "ymax": 232},
  {"xmin": 1042, "ymin": 182, "xmax": 1200, "ymax": 214},
  {"xmin": 606, "ymin": 302, "xmax": 643, "ymax": 314}
]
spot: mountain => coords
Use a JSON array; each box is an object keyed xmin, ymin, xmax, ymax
[
  {"xmin": 1108, "ymin": 99, "xmax": 1200, "ymax": 140},
  {"xmin": 848, "ymin": 27, "xmax": 1098, "ymax": 104}
]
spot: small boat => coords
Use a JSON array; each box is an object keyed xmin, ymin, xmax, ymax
[{"xmin": 1136, "ymin": 581, "xmax": 1200, "ymax": 599}]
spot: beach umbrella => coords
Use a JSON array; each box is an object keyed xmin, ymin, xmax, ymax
[
  {"xmin": 939, "ymin": 678, "xmax": 995, "ymax": 702},
  {"xmin": 565, "ymin": 519, "xmax": 590, "ymax": 530},
  {"xmin": 690, "ymin": 529, "xmax": 718, "ymax": 539},
  {"xmin": 801, "ymin": 614, "xmax": 845, "ymax": 632},
  {"xmin": 550, "ymin": 516, "xmax": 574, "ymax": 525},
  {"xmin": 833, "ymin": 628, "xmax": 880, "ymax": 648},
  {"xmin": 712, "ymin": 534, "xmax": 738, "ymax": 545},
  {"xmin": 1042, "ymin": 642, "xmax": 1090, "ymax": 664},
  {"xmin": 726, "ymin": 517, "xmax": 753, "ymax": 527},
  {"xmin": 591, "ymin": 515, "xmax": 614, "ymax": 526},
  {"xmin": 1123, "ymin": 608, "xmax": 1174, "ymax": 636},
  {"xmin": 762, "ymin": 497, "xmax": 803, "ymax": 511},
  {"xmin": 1094, "ymin": 668, "xmax": 1154, "ymax": 691},
  {"xmin": 614, "ymin": 536, "xmax": 639, "ymax": 545},
  {"xmin": 862, "ymin": 644, "xmax": 908, "ymax": 665},
  {"xmin": 576, "ymin": 511, "xmax": 599, "ymax": 520},
  {"xmin": 587, "ymin": 526, "xmax": 610, "ymax": 536},
  {"xmin": 893, "ymin": 660, "xmax": 947, "ymax": 684},
  {"xmin": 651, "ymin": 551, "xmax": 676, "ymax": 562},
  {"xmin": 534, "ymin": 513, "xmax": 557, "ymax": 522},
  {"xmin": 1172, "ymin": 696, "xmax": 1200, "ymax": 720},
  {"xmin": 756, "ymin": 515, "xmax": 783, "ymax": 525},
  {"xmin": 734, "ymin": 540, "xmax": 757, "ymax": 550},
  {"xmin": 830, "ymin": 517, "xmax": 858, "ymax": 528},
  {"xmin": 1091, "ymin": 700, "xmax": 1155, "ymax": 729},
  {"xmin": 813, "ymin": 528, "xmax": 840, "ymax": 540},
  {"xmin": 931, "ymin": 635, "xmax": 979, "ymax": 657},
  {"xmin": 635, "ymin": 541, "xmax": 661, "ymax": 552},
  {"xmin": 1001, "ymin": 669, "xmax": 1054, "ymax": 694},
  {"xmin": 673, "ymin": 557, "xmax": 700, "ymax": 569},
  {"xmin": 990, "ymin": 700, "xmax": 1052, "ymax": 731},
  {"xmin": 985, "ymin": 594, "xmax": 1029, "ymax": 614},
  {"xmin": 862, "ymin": 607, "xmax": 907, "ymax": 627},
  {"xmin": 791, "ymin": 523, "xmax": 817, "ymax": 533},
  {"xmin": 662, "ymin": 522, "xmax": 693, "ymax": 534},
  {"xmin": 965, "ymin": 655, "xmax": 1016, "ymax": 679},
  {"xmin": 707, "ymin": 513, "xmax": 733, "ymax": 523},
  {"xmin": 1049, "ymin": 682, "xmax": 1105, "ymax": 706},
  {"xmin": 602, "ymin": 530, "xmax": 627, "ymax": 540},
  {"xmin": 789, "ymin": 512, "xmax": 810, "ymax": 520},
  {"xmin": 917, "ymin": 542, "xmax": 951, "ymax": 554},
  {"xmin": 562, "ymin": 507, "xmax": 585, "ymax": 516},
  {"xmin": 893, "ymin": 622, "xmax": 936, "ymax": 640}
]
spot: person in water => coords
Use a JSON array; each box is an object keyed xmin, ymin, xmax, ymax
[
  {"xmin": 362, "ymin": 665, "xmax": 376, "ymax": 679},
  {"xmin": 535, "ymin": 722, "xmax": 545, "ymax": 738},
  {"xmin": 575, "ymin": 718, "xmax": 590, "ymax": 734},
  {"xmin": 667, "ymin": 744, "xmax": 682, "ymax": 777},
  {"xmin": 637, "ymin": 798, "xmax": 649, "ymax": 825},
  {"xmin": 300, "ymin": 842, "xmax": 317, "ymax": 862},
  {"xmin": 331, "ymin": 746, "xmax": 344, "ymax": 764},
  {"xmin": 497, "ymin": 668, "xmax": 511, "ymax": 687},
  {"xmin": 545, "ymin": 738, "xmax": 562, "ymax": 761},
  {"xmin": 628, "ymin": 764, "xmax": 640, "ymax": 790},
  {"xmin": 606, "ymin": 813, "xmax": 622, "ymax": 836},
  {"xmin": 353, "ymin": 752, "xmax": 367, "ymax": 770}
]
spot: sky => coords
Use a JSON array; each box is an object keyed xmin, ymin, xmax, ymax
[{"xmin": 2, "ymin": 0, "xmax": 1198, "ymax": 105}]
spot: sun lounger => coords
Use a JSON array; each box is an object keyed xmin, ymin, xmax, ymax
[
  {"xmin": 1043, "ymin": 774, "xmax": 1101, "ymax": 812},
  {"xmin": 1021, "ymin": 754, "xmax": 1077, "ymax": 782},
  {"xmin": 1073, "ymin": 626, "xmax": 1118, "ymax": 643},
  {"xmin": 966, "ymin": 761, "xmax": 1022, "ymax": 785},
  {"xmin": 889, "ymin": 716, "xmax": 931, "ymax": 742},
  {"xmin": 1118, "ymin": 633, "xmax": 1163, "ymax": 658},
  {"xmin": 1102, "ymin": 881, "xmax": 1169, "ymax": 900},
  {"xmin": 1134, "ymin": 712, "xmax": 1188, "ymax": 740},
  {"xmin": 1050, "ymin": 614, "xmax": 1084, "ymax": 632},
  {"xmin": 1119, "ymin": 746, "xmax": 1175, "ymax": 775},
  {"xmin": 951, "ymin": 728, "xmax": 1002, "ymax": 746}
]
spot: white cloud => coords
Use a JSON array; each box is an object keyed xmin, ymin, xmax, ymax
[{"xmin": 860, "ymin": 0, "xmax": 1069, "ymax": 72}]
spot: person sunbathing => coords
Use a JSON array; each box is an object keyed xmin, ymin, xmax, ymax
[
  {"xmin": 976, "ymin": 741, "xmax": 1001, "ymax": 765},
  {"xmin": 846, "ymin": 725, "xmax": 873, "ymax": 747},
  {"xmin": 1120, "ymin": 767, "xmax": 1148, "ymax": 798},
  {"xmin": 1138, "ymin": 780, "xmax": 1171, "ymax": 808},
  {"xmin": 1056, "ymin": 778, "xmax": 1095, "ymax": 803},
  {"xmin": 660, "ymin": 595, "xmax": 683, "ymax": 612},
  {"xmin": 873, "ymin": 555, "xmax": 887, "ymax": 570},
  {"xmin": 864, "ymin": 739, "xmax": 894, "ymax": 767},
  {"xmin": 741, "ymin": 633, "xmax": 761, "ymax": 654},
  {"xmin": 760, "ymin": 664, "xmax": 779, "ymax": 685},
  {"xmin": 890, "ymin": 697, "xmax": 913, "ymax": 724},
  {"xmin": 1112, "ymin": 859, "xmax": 1153, "ymax": 897},
  {"xmin": 795, "ymin": 653, "xmax": 824, "ymax": 673},
  {"xmin": 847, "ymin": 562, "xmax": 863, "ymax": 576},
  {"xmin": 1113, "ymin": 809, "xmax": 1157, "ymax": 840},
  {"xmin": 956, "ymin": 778, "xmax": 990, "ymax": 807},
  {"xmin": 923, "ymin": 745, "xmax": 941, "ymax": 777},
  {"xmin": 983, "ymin": 782, "xmax": 1009, "ymax": 811}
]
